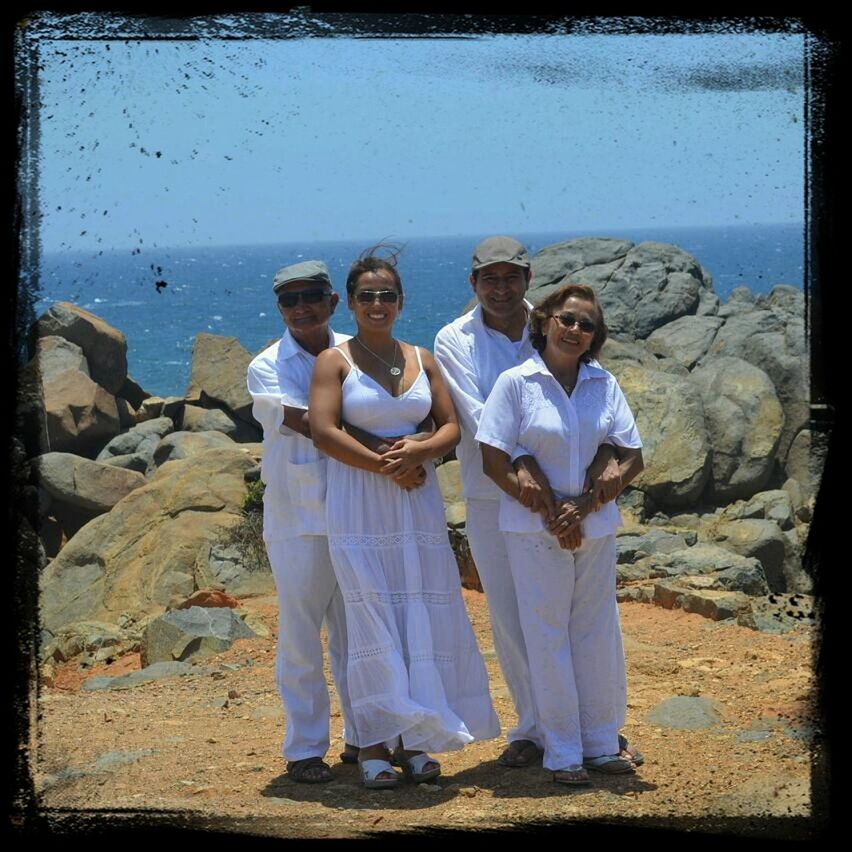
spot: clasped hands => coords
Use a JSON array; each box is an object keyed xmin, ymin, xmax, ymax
[
  {"xmin": 515, "ymin": 455, "xmax": 622, "ymax": 550},
  {"xmin": 378, "ymin": 436, "xmax": 429, "ymax": 491}
]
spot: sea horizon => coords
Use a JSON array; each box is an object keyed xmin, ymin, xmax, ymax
[{"xmin": 34, "ymin": 222, "xmax": 805, "ymax": 398}]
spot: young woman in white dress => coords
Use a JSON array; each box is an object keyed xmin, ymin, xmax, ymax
[
  {"xmin": 309, "ymin": 248, "xmax": 499, "ymax": 789},
  {"xmin": 476, "ymin": 283, "xmax": 645, "ymax": 787}
]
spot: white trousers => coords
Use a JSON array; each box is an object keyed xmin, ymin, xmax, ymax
[
  {"xmin": 504, "ymin": 531, "xmax": 627, "ymax": 771},
  {"xmin": 266, "ymin": 535, "xmax": 356, "ymax": 762},
  {"xmin": 465, "ymin": 499, "xmax": 540, "ymax": 747}
]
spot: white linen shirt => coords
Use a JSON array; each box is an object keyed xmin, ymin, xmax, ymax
[
  {"xmin": 246, "ymin": 327, "xmax": 351, "ymax": 540},
  {"xmin": 434, "ymin": 302, "xmax": 537, "ymax": 501},
  {"xmin": 475, "ymin": 352, "xmax": 643, "ymax": 539}
]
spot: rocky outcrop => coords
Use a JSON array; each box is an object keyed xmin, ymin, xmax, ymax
[
  {"xmin": 690, "ymin": 357, "xmax": 784, "ymax": 501},
  {"xmin": 611, "ymin": 363, "xmax": 711, "ymax": 508},
  {"xmin": 185, "ymin": 333, "xmax": 256, "ymax": 426},
  {"xmin": 706, "ymin": 287, "xmax": 807, "ymax": 459},
  {"xmin": 530, "ymin": 239, "xmax": 712, "ymax": 339},
  {"xmin": 41, "ymin": 368, "xmax": 121, "ymax": 458},
  {"xmin": 39, "ymin": 447, "xmax": 256, "ymax": 634},
  {"xmin": 33, "ymin": 453, "xmax": 146, "ymax": 515},
  {"xmin": 646, "ymin": 316, "xmax": 724, "ymax": 370},
  {"xmin": 29, "ymin": 301, "xmax": 128, "ymax": 394}
]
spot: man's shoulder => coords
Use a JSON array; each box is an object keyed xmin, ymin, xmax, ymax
[
  {"xmin": 435, "ymin": 310, "xmax": 477, "ymax": 347},
  {"xmin": 247, "ymin": 338, "xmax": 281, "ymax": 374}
]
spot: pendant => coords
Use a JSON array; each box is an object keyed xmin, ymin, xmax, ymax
[{"xmin": 389, "ymin": 366, "xmax": 402, "ymax": 376}]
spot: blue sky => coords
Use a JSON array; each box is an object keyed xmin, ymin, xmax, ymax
[{"xmin": 26, "ymin": 21, "xmax": 806, "ymax": 252}]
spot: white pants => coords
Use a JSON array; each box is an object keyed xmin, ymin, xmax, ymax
[
  {"xmin": 465, "ymin": 499, "xmax": 540, "ymax": 747},
  {"xmin": 504, "ymin": 531, "xmax": 627, "ymax": 771},
  {"xmin": 266, "ymin": 535, "xmax": 356, "ymax": 762}
]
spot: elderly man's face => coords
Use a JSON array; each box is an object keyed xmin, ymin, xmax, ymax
[{"xmin": 276, "ymin": 280, "xmax": 338, "ymax": 336}]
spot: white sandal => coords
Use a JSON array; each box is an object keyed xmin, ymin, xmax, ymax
[
  {"xmin": 359, "ymin": 759, "xmax": 401, "ymax": 789},
  {"xmin": 397, "ymin": 751, "xmax": 441, "ymax": 784}
]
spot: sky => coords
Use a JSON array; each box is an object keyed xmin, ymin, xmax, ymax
[{"xmin": 20, "ymin": 15, "xmax": 807, "ymax": 253}]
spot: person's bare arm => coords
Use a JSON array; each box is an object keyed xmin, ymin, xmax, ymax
[{"xmin": 513, "ymin": 454, "xmax": 557, "ymax": 521}]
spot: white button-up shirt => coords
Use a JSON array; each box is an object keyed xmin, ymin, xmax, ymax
[
  {"xmin": 475, "ymin": 352, "xmax": 643, "ymax": 539},
  {"xmin": 434, "ymin": 303, "xmax": 537, "ymax": 501},
  {"xmin": 246, "ymin": 327, "xmax": 351, "ymax": 540}
]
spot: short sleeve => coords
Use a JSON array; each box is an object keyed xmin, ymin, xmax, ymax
[
  {"xmin": 475, "ymin": 372, "xmax": 522, "ymax": 457},
  {"xmin": 434, "ymin": 326, "xmax": 486, "ymax": 436},
  {"xmin": 247, "ymin": 358, "xmax": 285, "ymax": 435},
  {"xmin": 606, "ymin": 378, "xmax": 643, "ymax": 448}
]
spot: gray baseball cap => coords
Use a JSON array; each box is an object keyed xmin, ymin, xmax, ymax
[
  {"xmin": 272, "ymin": 259, "xmax": 332, "ymax": 293},
  {"xmin": 471, "ymin": 236, "xmax": 530, "ymax": 271}
]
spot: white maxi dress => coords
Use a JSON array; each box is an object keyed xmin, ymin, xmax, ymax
[{"xmin": 326, "ymin": 346, "xmax": 500, "ymax": 753}]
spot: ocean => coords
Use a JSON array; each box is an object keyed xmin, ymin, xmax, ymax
[{"xmin": 34, "ymin": 223, "xmax": 804, "ymax": 399}]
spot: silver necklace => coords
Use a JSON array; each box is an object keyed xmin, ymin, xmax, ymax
[{"xmin": 355, "ymin": 336, "xmax": 402, "ymax": 376}]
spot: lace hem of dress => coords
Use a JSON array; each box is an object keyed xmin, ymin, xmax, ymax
[
  {"xmin": 348, "ymin": 643, "xmax": 459, "ymax": 665},
  {"xmin": 342, "ymin": 589, "xmax": 455, "ymax": 606},
  {"xmin": 328, "ymin": 531, "xmax": 448, "ymax": 548}
]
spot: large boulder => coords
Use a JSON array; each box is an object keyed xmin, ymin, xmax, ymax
[
  {"xmin": 529, "ymin": 239, "xmax": 711, "ymax": 339},
  {"xmin": 706, "ymin": 287, "xmax": 807, "ymax": 459},
  {"xmin": 29, "ymin": 302, "xmax": 128, "ymax": 394},
  {"xmin": 153, "ymin": 430, "xmax": 237, "ymax": 466},
  {"xmin": 646, "ymin": 316, "xmax": 724, "ymax": 370},
  {"xmin": 27, "ymin": 335, "xmax": 90, "ymax": 383},
  {"xmin": 118, "ymin": 375, "xmax": 150, "ymax": 410},
  {"xmin": 39, "ymin": 447, "xmax": 256, "ymax": 633},
  {"xmin": 41, "ymin": 368, "xmax": 121, "ymax": 458},
  {"xmin": 140, "ymin": 606, "xmax": 256, "ymax": 667},
  {"xmin": 598, "ymin": 337, "xmax": 689, "ymax": 377},
  {"xmin": 33, "ymin": 453, "xmax": 146, "ymax": 514},
  {"xmin": 185, "ymin": 333, "xmax": 255, "ymax": 426},
  {"xmin": 610, "ymin": 362, "xmax": 711, "ymax": 508},
  {"xmin": 712, "ymin": 519, "xmax": 789, "ymax": 593},
  {"xmin": 690, "ymin": 356, "xmax": 784, "ymax": 502}
]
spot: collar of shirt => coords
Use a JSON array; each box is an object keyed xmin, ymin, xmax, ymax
[
  {"xmin": 276, "ymin": 326, "xmax": 348, "ymax": 363},
  {"xmin": 518, "ymin": 350, "xmax": 609, "ymax": 389}
]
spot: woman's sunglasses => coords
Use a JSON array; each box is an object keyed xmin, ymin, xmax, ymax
[
  {"xmin": 354, "ymin": 289, "xmax": 400, "ymax": 304},
  {"xmin": 277, "ymin": 288, "xmax": 330, "ymax": 308},
  {"xmin": 550, "ymin": 312, "xmax": 596, "ymax": 333}
]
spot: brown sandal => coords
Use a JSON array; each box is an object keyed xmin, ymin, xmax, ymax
[
  {"xmin": 497, "ymin": 739, "xmax": 543, "ymax": 768},
  {"xmin": 287, "ymin": 756, "xmax": 334, "ymax": 783}
]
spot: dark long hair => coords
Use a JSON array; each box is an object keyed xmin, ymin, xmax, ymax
[
  {"xmin": 345, "ymin": 242, "xmax": 404, "ymax": 296},
  {"xmin": 529, "ymin": 282, "xmax": 608, "ymax": 361}
]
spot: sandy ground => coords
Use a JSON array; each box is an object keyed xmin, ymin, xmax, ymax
[{"xmin": 29, "ymin": 590, "xmax": 824, "ymax": 839}]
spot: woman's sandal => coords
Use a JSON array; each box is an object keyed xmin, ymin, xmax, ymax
[
  {"xmin": 496, "ymin": 739, "xmax": 543, "ymax": 768},
  {"xmin": 392, "ymin": 747, "xmax": 441, "ymax": 783},
  {"xmin": 553, "ymin": 765, "xmax": 591, "ymax": 786},
  {"xmin": 359, "ymin": 759, "xmax": 401, "ymax": 789},
  {"xmin": 287, "ymin": 756, "xmax": 334, "ymax": 784},
  {"xmin": 582, "ymin": 754, "xmax": 636, "ymax": 774}
]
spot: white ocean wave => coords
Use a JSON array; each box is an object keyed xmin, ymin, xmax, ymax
[
  {"xmin": 212, "ymin": 315, "xmax": 223, "ymax": 321},
  {"xmin": 94, "ymin": 297, "xmax": 106, "ymax": 303}
]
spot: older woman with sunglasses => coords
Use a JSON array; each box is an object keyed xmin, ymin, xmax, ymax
[
  {"xmin": 309, "ymin": 247, "xmax": 499, "ymax": 789},
  {"xmin": 476, "ymin": 282, "xmax": 644, "ymax": 787}
]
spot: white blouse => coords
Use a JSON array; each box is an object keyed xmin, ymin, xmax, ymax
[
  {"xmin": 246, "ymin": 327, "xmax": 350, "ymax": 540},
  {"xmin": 476, "ymin": 352, "xmax": 642, "ymax": 539}
]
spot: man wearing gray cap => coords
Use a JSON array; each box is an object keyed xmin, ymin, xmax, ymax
[
  {"xmin": 434, "ymin": 236, "xmax": 638, "ymax": 770},
  {"xmin": 246, "ymin": 260, "xmax": 359, "ymax": 784}
]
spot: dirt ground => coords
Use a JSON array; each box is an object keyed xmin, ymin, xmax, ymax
[{"xmin": 30, "ymin": 590, "xmax": 824, "ymax": 839}]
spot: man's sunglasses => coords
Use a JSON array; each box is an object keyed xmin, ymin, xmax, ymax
[
  {"xmin": 277, "ymin": 288, "xmax": 331, "ymax": 308},
  {"xmin": 550, "ymin": 312, "xmax": 596, "ymax": 333},
  {"xmin": 354, "ymin": 289, "xmax": 400, "ymax": 304}
]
